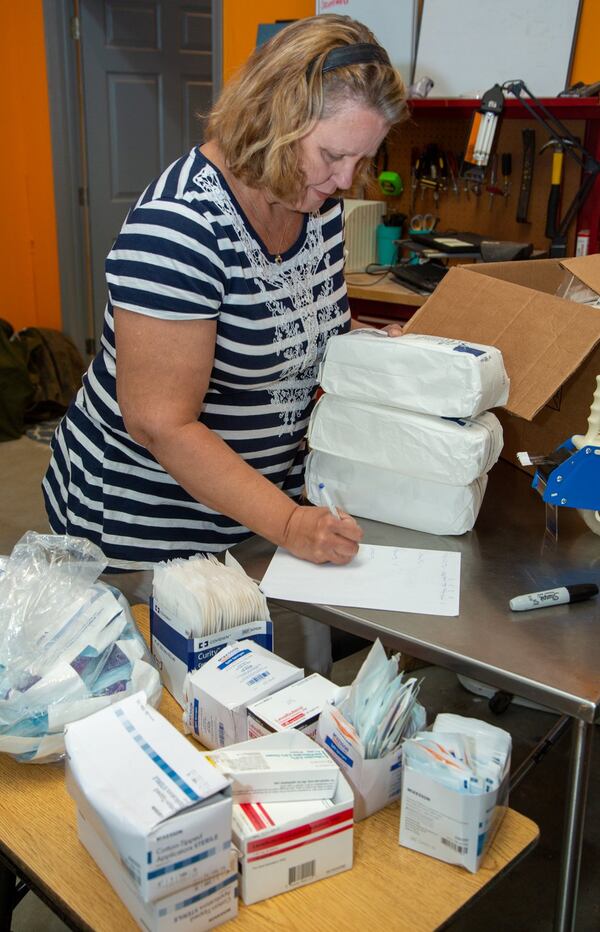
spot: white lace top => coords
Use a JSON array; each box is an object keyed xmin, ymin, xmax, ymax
[{"xmin": 43, "ymin": 148, "xmax": 350, "ymax": 567}]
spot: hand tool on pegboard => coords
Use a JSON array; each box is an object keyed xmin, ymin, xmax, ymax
[
  {"xmin": 446, "ymin": 151, "xmax": 460, "ymax": 199},
  {"xmin": 486, "ymin": 154, "xmax": 503, "ymax": 210},
  {"xmin": 540, "ymin": 137, "xmax": 572, "ymax": 241},
  {"xmin": 516, "ymin": 129, "xmax": 536, "ymax": 223},
  {"xmin": 501, "ymin": 152, "xmax": 512, "ymax": 204}
]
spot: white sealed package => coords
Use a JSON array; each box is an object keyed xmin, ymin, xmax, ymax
[
  {"xmin": 318, "ymin": 331, "xmax": 509, "ymax": 417},
  {"xmin": 307, "ymin": 394, "xmax": 503, "ymax": 487},
  {"xmin": 305, "ymin": 449, "xmax": 487, "ymax": 535}
]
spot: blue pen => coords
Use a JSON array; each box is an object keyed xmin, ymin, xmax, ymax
[{"xmin": 318, "ymin": 482, "xmax": 340, "ymax": 520}]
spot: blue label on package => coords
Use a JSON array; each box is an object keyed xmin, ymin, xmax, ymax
[
  {"xmin": 217, "ymin": 648, "xmax": 252, "ymax": 669},
  {"xmin": 453, "ymin": 344, "xmax": 485, "ymax": 357},
  {"xmin": 325, "ymin": 735, "xmax": 354, "ymax": 768}
]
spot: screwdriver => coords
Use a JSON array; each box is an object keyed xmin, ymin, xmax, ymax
[
  {"xmin": 486, "ymin": 154, "xmax": 503, "ymax": 211},
  {"xmin": 501, "ymin": 152, "xmax": 512, "ymax": 202}
]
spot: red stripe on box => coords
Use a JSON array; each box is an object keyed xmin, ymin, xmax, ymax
[
  {"xmin": 256, "ymin": 802, "xmax": 275, "ymax": 827},
  {"xmin": 247, "ymin": 807, "xmax": 353, "ymax": 853},
  {"xmin": 279, "ymin": 711, "xmax": 305, "ymax": 726},
  {"xmin": 248, "ymin": 823, "xmax": 352, "ymax": 863},
  {"xmin": 239, "ymin": 803, "xmax": 266, "ymax": 832}
]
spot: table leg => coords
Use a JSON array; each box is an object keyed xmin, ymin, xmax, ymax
[
  {"xmin": 554, "ymin": 718, "xmax": 594, "ymax": 932},
  {"xmin": 0, "ymin": 859, "xmax": 16, "ymax": 932}
]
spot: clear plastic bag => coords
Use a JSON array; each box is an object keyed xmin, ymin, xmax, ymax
[
  {"xmin": 555, "ymin": 271, "xmax": 600, "ymax": 306},
  {"xmin": 0, "ymin": 532, "xmax": 161, "ymax": 763}
]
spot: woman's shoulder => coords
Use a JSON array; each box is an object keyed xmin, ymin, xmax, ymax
[
  {"xmin": 317, "ymin": 196, "xmax": 343, "ymax": 223},
  {"xmin": 137, "ymin": 149, "xmax": 228, "ymax": 219}
]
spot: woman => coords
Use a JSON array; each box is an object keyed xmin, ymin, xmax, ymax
[{"xmin": 43, "ymin": 15, "xmax": 407, "ymax": 603}]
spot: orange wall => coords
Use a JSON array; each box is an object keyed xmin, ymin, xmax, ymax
[
  {"xmin": 570, "ymin": 0, "xmax": 600, "ymax": 85},
  {"xmin": 222, "ymin": 0, "xmax": 314, "ymax": 83},
  {"xmin": 0, "ymin": 2, "xmax": 61, "ymax": 332}
]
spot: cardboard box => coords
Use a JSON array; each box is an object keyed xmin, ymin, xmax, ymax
[
  {"xmin": 316, "ymin": 699, "xmax": 426, "ymax": 822},
  {"xmin": 247, "ymin": 673, "xmax": 340, "ymax": 740},
  {"xmin": 65, "ymin": 692, "xmax": 232, "ymax": 903},
  {"xmin": 77, "ymin": 810, "xmax": 238, "ymax": 932},
  {"xmin": 399, "ymin": 765, "xmax": 509, "ymax": 874},
  {"xmin": 183, "ymin": 641, "xmax": 303, "ymax": 750},
  {"xmin": 230, "ymin": 731, "xmax": 354, "ymax": 905},
  {"xmin": 203, "ymin": 731, "xmax": 339, "ymax": 803},
  {"xmin": 403, "ymin": 255, "xmax": 600, "ymax": 467},
  {"xmin": 150, "ymin": 596, "xmax": 273, "ymax": 707}
]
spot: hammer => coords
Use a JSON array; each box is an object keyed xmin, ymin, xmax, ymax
[{"xmin": 540, "ymin": 138, "xmax": 573, "ymax": 239}]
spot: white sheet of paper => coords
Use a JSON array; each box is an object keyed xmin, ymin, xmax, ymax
[{"xmin": 260, "ymin": 544, "xmax": 460, "ymax": 617}]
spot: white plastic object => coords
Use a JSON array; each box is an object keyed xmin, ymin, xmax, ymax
[
  {"xmin": 318, "ymin": 331, "xmax": 509, "ymax": 417},
  {"xmin": 307, "ymin": 393, "xmax": 503, "ymax": 487},
  {"xmin": 305, "ymin": 449, "xmax": 487, "ymax": 535},
  {"xmin": 572, "ymin": 374, "xmax": 600, "ymax": 535}
]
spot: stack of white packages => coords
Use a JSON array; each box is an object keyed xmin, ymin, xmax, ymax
[{"xmin": 307, "ymin": 330, "xmax": 509, "ymax": 535}]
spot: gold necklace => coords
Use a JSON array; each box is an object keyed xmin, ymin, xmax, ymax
[
  {"xmin": 227, "ymin": 174, "xmax": 294, "ymax": 263},
  {"xmin": 273, "ymin": 212, "xmax": 293, "ymax": 264}
]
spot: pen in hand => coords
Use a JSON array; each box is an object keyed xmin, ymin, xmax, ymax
[{"xmin": 318, "ymin": 482, "xmax": 340, "ymax": 520}]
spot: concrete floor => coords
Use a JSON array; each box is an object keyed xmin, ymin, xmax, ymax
[{"xmin": 1, "ymin": 434, "xmax": 598, "ymax": 931}]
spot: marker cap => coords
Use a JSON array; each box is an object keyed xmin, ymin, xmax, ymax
[{"xmin": 566, "ymin": 583, "xmax": 599, "ymax": 602}]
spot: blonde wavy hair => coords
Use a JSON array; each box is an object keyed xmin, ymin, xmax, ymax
[{"xmin": 206, "ymin": 14, "xmax": 407, "ymax": 202}]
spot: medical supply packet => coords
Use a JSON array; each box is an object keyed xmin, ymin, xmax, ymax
[
  {"xmin": 319, "ymin": 330, "xmax": 509, "ymax": 417},
  {"xmin": 229, "ymin": 731, "xmax": 353, "ymax": 905},
  {"xmin": 150, "ymin": 596, "xmax": 273, "ymax": 708},
  {"xmin": 247, "ymin": 673, "xmax": 340, "ymax": 740},
  {"xmin": 65, "ymin": 692, "xmax": 232, "ymax": 902},
  {"xmin": 183, "ymin": 640, "xmax": 303, "ymax": 749},
  {"xmin": 77, "ymin": 809, "xmax": 238, "ymax": 932},
  {"xmin": 305, "ymin": 449, "xmax": 487, "ymax": 535},
  {"xmin": 308, "ymin": 393, "xmax": 503, "ymax": 487},
  {"xmin": 316, "ymin": 640, "xmax": 426, "ymax": 820},
  {"xmin": 399, "ymin": 714, "xmax": 511, "ymax": 872},
  {"xmin": 203, "ymin": 730, "xmax": 339, "ymax": 803},
  {"xmin": 0, "ymin": 532, "xmax": 161, "ymax": 763}
]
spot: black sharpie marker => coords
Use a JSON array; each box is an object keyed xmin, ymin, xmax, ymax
[{"xmin": 509, "ymin": 584, "xmax": 599, "ymax": 612}]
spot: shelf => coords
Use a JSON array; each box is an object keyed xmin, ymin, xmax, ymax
[{"xmin": 409, "ymin": 97, "xmax": 600, "ymax": 120}]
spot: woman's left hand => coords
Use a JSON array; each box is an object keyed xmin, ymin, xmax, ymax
[{"xmin": 381, "ymin": 322, "xmax": 404, "ymax": 338}]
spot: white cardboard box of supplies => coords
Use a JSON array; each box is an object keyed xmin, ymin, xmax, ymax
[
  {"xmin": 77, "ymin": 809, "xmax": 238, "ymax": 932},
  {"xmin": 247, "ymin": 673, "xmax": 340, "ymax": 740},
  {"xmin": 202, "ymin": 730, "xmax": 339, "ymax": 804},
  {"xmin": 317, "ymin": 698, "xmax": 425, "ymax": 822},
  {"xmin": 150, "ymin": 595, "xmax": 273, "ymax": 707},
  {"xmin": 183, "ymin": 640, "xmax": 303, "ymax": 749},
  {"xmin": 65, "ymin": 692, "xmax": 232, "ymax": 902},
  {"xmin": 230, "ymin": 731, "xmax": 353, "ymax": 905}
]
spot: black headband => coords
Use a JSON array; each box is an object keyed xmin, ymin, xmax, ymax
[{"xmin": 308, "ymin": 43, "xmax": 391, "ymax": 78}]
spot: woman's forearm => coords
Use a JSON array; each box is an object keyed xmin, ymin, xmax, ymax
[{"xmin": 146, "ymin": 420, "xmax": 299, "ymax": 545}]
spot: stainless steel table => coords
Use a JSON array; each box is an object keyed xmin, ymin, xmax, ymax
[{"xmin": 234, "ymin": 461, "xmax": 599, "ymax": 932}]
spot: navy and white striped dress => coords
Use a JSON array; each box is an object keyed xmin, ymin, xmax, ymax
[{"xmin": 43, "ymin": 149, "xmax": 350, "ymax": 568}]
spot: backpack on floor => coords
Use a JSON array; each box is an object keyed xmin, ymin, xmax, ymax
[
  {"xmin": 0, "ymin": 319, "xmax": 34, "ymax": 441},
  {"xmin": 17, "ymin": 326, "xmax": 85, "ymax": 423}
]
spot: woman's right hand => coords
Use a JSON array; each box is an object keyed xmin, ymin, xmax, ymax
[{"xmin": 282, "ymin": 505, "xmax": 363, "ymax": 565}]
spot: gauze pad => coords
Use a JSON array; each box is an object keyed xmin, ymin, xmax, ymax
[
  {"xmin": 305, "ymin": 449, "xmax": 487, "ymax": 535},
  {"xmin": 153, "ymin": 553, "xmax": 270, "ymax": 638},
  {"xmin": 318, "ymin": 331, "xmax": 509, "ymax": 418},
  {"xmin": 308, "ymin": 393, "xmax": 503, "ymax": 487}
]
